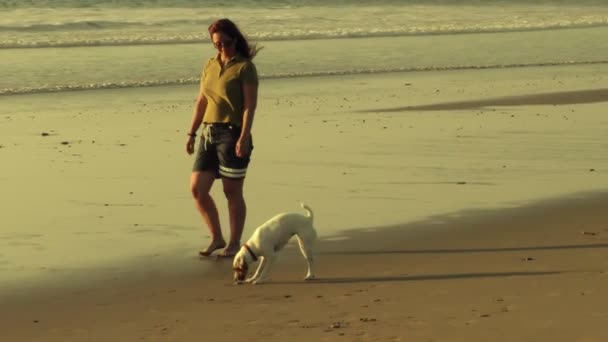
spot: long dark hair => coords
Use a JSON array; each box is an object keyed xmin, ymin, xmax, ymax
[{"xmin": 208, "ymin": 18, "xmax": 260, "ymax": 59}]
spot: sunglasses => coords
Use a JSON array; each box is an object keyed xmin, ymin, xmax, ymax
[{"xmin": 213, "ymin": 39, "xmax": 234, "ymax": 49}]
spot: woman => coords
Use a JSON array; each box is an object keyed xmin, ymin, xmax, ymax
[{"xmin": 186, "ymin": 18, "xmax": 260, "ymax": 258}]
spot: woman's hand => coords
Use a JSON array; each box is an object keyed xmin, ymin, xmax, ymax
[
  {"xmin": 186, "ymin": 136, "xmax": 196, "ymax": 155},
  {"xmin": 236, "ymin": 136, "xmax": 251, "ymax": 158}
]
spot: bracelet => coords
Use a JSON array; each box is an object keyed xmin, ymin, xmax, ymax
[{"xmin": 187, "ymin": 132, "xmax": 196, "ymax": 137}]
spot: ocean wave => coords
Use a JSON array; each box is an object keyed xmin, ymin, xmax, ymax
[
  {"xmin": 1, "ymin": 0, "xmax": 606, "ymax": 8},
  {"xmin": 0, "ymin": 19, "xmax": 212, "ymax": 32},
  {"xmin": 3, "ymin": 60, "xmax": 607, "ymax": 96},
  {"xmin": 3, "ymin": 2, "xmax": 608, "ymax": 49},
  {"xmin": 2, "ymin": 21, "xmax": 608, "ymax": 49}
]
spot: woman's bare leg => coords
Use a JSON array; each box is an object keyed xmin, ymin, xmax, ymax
[
  {"xmin": 221, "ymin": 176, "xmax": 246, "ymax": 256},
  {"xmin": 191, "ymin": 171, "xmax": 225, "ymax": 255}
]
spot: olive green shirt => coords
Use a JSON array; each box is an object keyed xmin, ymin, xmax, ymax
[{"xmin": 200, "ymin": 54, "xmax": 259, "ymax": 126}]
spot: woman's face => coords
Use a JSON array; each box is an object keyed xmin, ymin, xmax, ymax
[{"xmin": 212, "ymin": 32, "xmax": 236, "ymax": 54}]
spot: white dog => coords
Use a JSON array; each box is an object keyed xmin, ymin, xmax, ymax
[{"xmin": 233, "ymin": 203, "xmax": 317, "ymax": 285}]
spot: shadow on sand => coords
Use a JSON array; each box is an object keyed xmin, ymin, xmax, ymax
[
  {"xmin": 318, "ymin": 243, "xmax": 608, "ymax": 256},
  {"xmin": 270, "ymin": 270, "xmax": 562, "ymax": 285},
  {"xmin": 359, "ymin": 88, "xmax": 608, "ymax": 112}
]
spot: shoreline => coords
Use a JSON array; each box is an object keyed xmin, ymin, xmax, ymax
[
  {"xmin": 4, "ymin": 25, "xmax": 608, "ymax": 97},
  {"xmin": 4, "ymin": 60, "xmax": 608, "ymax": 98}
]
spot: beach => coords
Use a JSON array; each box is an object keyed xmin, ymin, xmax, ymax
[
  {"xmin": 3, "ymin": 0, "xmax": 608, "ymax": 339},
  {"xmin": 2, "ymin": 62, "xmax": 608, "ymax": 340}
]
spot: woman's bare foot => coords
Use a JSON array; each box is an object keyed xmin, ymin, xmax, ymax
[
  {"xmin": 199, "ymin": 239, "xmax": 226, "ymax": 257},
  {"xmin": 219, "ymin": 243, "xmax": 241, "ymax": 258}
]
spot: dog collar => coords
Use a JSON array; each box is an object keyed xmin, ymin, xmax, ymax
[{"xmin": 244, "ymin": 244, "xmax": 258, "ymax": 262}]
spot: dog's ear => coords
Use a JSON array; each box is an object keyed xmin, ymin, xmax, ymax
[
  {"xmin": 233, "ymin": 253, "xmax": 247, "ymax": 269},
  {"xmin": 233, "ymin": 254, "xmax": 242, "ymax": 267}
]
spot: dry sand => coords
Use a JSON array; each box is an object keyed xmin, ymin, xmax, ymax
[{"xmin": 1, "ymin": 64, "xmax": 608, "ymax": 341}]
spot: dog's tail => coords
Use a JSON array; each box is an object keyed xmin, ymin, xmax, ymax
[{"xmin": 300, "ymin": 202, "xmax": 314, "ymax": 222}]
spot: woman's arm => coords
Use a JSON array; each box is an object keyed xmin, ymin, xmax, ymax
[
  {"xmin": 186, "ymin": 93, "xmax": 208, "ymax": 155},
  {"xmin": 190, "ymin": 93, "xmax": 208, "ymax": 133},
  {"xmin": 237, "ymin": 82, "xmax": 258, "ymax": 157}
]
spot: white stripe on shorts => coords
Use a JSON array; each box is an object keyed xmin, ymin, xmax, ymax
[{"xmin": 219, "ymin": 165, "xmax": 247, "ymax": 178}]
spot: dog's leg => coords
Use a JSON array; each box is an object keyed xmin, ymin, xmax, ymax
[
  {"xmin": 296, "ymin": 235, "xmax": 315, "ymax": 280},
  {"xmin": 252, "ymin": 255, "xmax": 276, "ymax": 285},
  {"xmin": 245, "ymin": 256, "xmax": 267, "ymax": 283}
]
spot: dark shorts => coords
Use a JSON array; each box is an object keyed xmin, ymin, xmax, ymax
[{"xmin": 192, "ymin": 123, "xmax": 253, "ymax": 178}]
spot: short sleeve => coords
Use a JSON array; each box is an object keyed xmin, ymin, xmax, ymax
[
  {"xmin": 199, "ymin": 58, "xmax": 213, "ymax": 93},
  {"xmin": 201, "ymin": 58, "xmax": 213, "ymax": 80},
  {"xmin": 239, "ymin": 61, "xmax": 259, "ymax": 86}
]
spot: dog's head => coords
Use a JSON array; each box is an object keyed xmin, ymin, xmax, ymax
[{"xmin": 232, "ymin": 247, "xmax": 250, "ymax": 283}]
